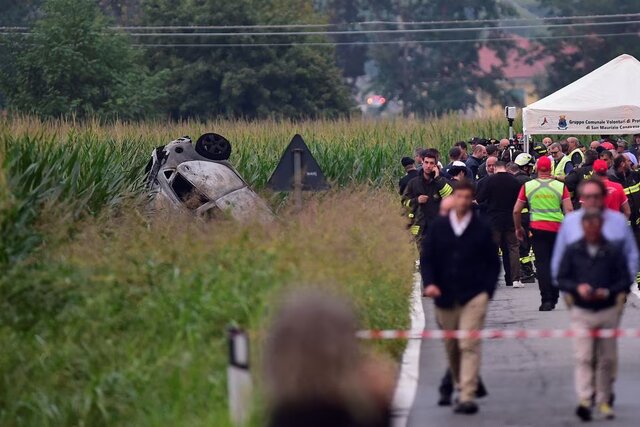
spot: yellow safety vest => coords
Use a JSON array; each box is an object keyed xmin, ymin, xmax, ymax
[
  {"xmin": 552, "ymin": 155, "xmax": 572, "ymax": 177},
  {"xmin": 524, "ymin": 179, "xmax": 565, "ymax": 223},
  {"xmin": 568, "ymin": 148, "xmax": 585, "ymax": 166}
]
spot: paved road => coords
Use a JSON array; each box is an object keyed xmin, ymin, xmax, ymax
[{"xmin": 407, "ymin": 282, "xmax": 640, "ymax": 426}]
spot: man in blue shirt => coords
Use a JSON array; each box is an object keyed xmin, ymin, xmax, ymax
[{"xmin": 552, "ymin": 178, "xmax": 638, "ymax": 288}]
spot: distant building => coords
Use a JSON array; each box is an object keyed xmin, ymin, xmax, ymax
[{"xmin": 474, "ymin": 35, "xmax": 551, "ymax": 116}]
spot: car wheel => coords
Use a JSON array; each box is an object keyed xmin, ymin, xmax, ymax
[{"xmin": 195, "ymin": 133, "xmax": 232, "ymax": 161}]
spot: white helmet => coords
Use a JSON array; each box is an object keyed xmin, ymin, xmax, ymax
[{"xmin": 514, "ymin": 153, "xmax": 535, "ymax": 167}]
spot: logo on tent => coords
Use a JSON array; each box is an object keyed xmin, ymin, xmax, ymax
[
  {"xmin": 540, "ymin": 117, "xmax": 549, "ymax": 127},
  {"xmin": 558, "ymin": 115, "xmax": 568, "ymax": 130}
]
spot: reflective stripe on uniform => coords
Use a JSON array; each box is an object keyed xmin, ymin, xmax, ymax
[
  {"xmin": 439, "ymin": 183, "xmax": 453, "ymax": 198},
  {"xmin": 410, "ymin": 225, "xmax": 420, "ymax": 236},
  {"xmin": 520, "ymin": 256, "xmax": 532, "ymax": 264},
  {"xmin": 623, "ymin": 183, "xmax": 640, "ymax": 195},
  {"xmin": 569, "ymin": 148, "xmax": 585, "ymax": 166}
]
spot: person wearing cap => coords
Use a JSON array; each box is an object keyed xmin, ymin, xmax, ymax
[
  {"xmin": 399, "ymin": 157, "xmax": 419, "ymax": 196},
  {"xmin": 510, "ymin": 154, "xmax": 536, "ymax": 283},
  {"xmin": 556, "ymin": 208, "xmax": 632, "ymax": 422},
  {"xmin": 600, "ymin": 141, "xmax": 616, "ymax": 152},
  {"xmin": 513, "ymin": 156, "xmax": 573, "ymax": 311},
  {"xmin": 466, "ymin": 145, "xmax": 487, "ymax": 180},
  {"xmin": 592, "ymin": 159, "xmax": 630, "ymax": 219},
  {"xmin": 549, "ymin": 142, "xmax": 574, "ymax": 181},
  {"xmin": 567, "ymin": 137, "xmax": 585, "ymax": 168},
  {"xmin": 402, "ymin": 151, "xmax": 453, "ymax": 251},
  {"xmin": 448, "ymin": 161, "xmax": 469, "ymax": 182},
  {"xmin": 565, "ymin": 150, "xmax": 597, "ymax": 210},
  {"xmin": 444, "ymin": 147, "xmax": 473, "ymax": 180}
]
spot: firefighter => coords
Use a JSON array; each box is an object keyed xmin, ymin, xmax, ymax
[
  {"xmin": 402, "ymin": 151, "xmax": 453, "ymax": 251},
  {"xmin": 510, "ymin": 153, "xmax": 536, "ymax": 283},
  {"xmin": 609, "ymin": 154, "xmax": 640, "ymax": 285}
]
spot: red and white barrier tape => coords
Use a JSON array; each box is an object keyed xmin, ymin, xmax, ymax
[{"xmin": 356, "ymin": 328, "xmax": 640, "ymax": 340}]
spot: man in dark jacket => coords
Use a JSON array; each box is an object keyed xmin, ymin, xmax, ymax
[
  {"xmin": 609, "ymin": 154, "xmax": 640, "ymax": 248},
  {"xmin": 402, "ymin": 152, "xmax": 453, "ymax": 249},
  {"xmin": 557, "ymin": 209, "xmax": 631, "ymax": 422},
  {"xmin": 476, "ymin": 161, "xmax": 523, "ymax": 287},
  {"xmin": 465, "ymin": 144, "xmax": 487, "ymax": 180},
  {"xmin": 565, "ymin": 149, "xmax": 597, "ymax": 209},
  {"xmin": 421, "ymin": 180, "xmax": 500, "ymax": 415}
]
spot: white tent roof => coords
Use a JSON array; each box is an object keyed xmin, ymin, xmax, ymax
[{"xmin": 523, "ymin": 54, "xmax": 640, "ymax": 135}]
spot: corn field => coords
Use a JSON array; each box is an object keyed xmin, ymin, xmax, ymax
[{"xmin": 0, "ymin": 114, "xmax": 515, "ymax": 426}]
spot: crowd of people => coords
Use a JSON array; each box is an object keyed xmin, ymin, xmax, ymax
[{"xmin": 400, "ymin": 134, "xmax": 640, "ymax": 421}]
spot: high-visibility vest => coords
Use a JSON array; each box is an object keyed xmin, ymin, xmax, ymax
[
  {"xmin": 524, "ymin": 179, "xmax": 565, "ymax": 223},
  {"xmin": 568, "ymin": 148, "xmax": 585, "ymax": 166},
  {"xmin": 552, "ymin": 155, "xmax": 572, "ymax": 177}
]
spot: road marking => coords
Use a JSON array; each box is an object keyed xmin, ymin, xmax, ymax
[{"xmin": 391, "ymin": 273, "xmax": 424, "ymax": 427}]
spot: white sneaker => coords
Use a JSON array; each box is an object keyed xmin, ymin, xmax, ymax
[{"xmin": 512, "ymin": 281, "xmax": 525, "ymax": 288}]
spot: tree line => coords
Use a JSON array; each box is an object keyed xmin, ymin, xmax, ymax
[{"xmin": 0, "ymin": 0, "xmax": 639, "ymax": 120}]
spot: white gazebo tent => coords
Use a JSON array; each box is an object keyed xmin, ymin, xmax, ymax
[{"xmin": 523, "ymin": 54, "xmax": 640, "ymax": 143}]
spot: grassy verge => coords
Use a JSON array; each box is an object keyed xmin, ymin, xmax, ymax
[{"xmin": 0, "ymin": 189, "xmax": 414, "ymax": 427}]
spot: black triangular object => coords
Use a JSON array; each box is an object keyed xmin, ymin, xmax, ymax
[{"xmin": 267, "ymin": 134, "xmax": 330, "ymax": 191}]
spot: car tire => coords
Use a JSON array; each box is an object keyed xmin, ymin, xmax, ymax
[{"xmin": 195, "ymin": 133, "xmax": 232, "ymax": 161}]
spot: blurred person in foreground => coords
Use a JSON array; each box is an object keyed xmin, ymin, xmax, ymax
[
  {"xmin": 552, "ymin": 178, "xmax": 639, "ymax": 295},
  {"xmin": 264, "ymin": 290, "xmax": 394, "ymax": 427},
  {"xmin": 514, "ymin": 156, "xmax": 573, "ymax": 311},
  {"xmin": 398, "ymin": 157, "xmax": 418, "ymax": 196},
  {"xmin": 556, "ymin": 209, "xmax": 631, "ymax": 422},
  {"xmin": 421, "ymin": 180, "xmax": 500, "ymax": 415}
]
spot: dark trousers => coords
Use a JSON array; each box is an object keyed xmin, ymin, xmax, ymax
[
  {"xmin": 492, "ymin": 229, "xmax": 521, "ymax": 285},
  {"xmin": 519, "ymin": 217, "xmax": 532, "ymax": 260},
  {"xmin": 530, "ymin": 229, "xmax": 559, "ymax": 304}
]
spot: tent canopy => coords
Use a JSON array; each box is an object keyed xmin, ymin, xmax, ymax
[{"xmin": 523, "ymin": 54, "xmax": 640, "ymax": 135}]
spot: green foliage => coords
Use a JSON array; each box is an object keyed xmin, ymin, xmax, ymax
[
  {"xmin": 369, "ymin": 0, "xmax": 518, "ymax": 116},
  {"xmin": 141, "ymin": 0, "xmax": 353, "ymax": 119},
  {"xmin": 535, "ymin": 0, "xmax": 640, "ymax": 93},
  {"xmin": 0, "ymin": 0, "xmax": 166, "ymax": 119}
]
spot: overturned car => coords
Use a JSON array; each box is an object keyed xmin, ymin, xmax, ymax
[{"xmin": 145, "ymin": 133, "xmax": 273, "ymax": 222}]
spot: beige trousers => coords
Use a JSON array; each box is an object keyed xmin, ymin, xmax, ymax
[
  {"xmin": 435, "ymin": 292, "xmax": 489, "ymax": 402},
  {"xmin": 570, "ymin": 305, "xmax": 620, "ymax": 405}
]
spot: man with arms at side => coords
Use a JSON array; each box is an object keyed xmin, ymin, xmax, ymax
[
  {"xmin": 421, "ymin": 180, "xmax": 500, "ymax": 415},
  {"xmin": 514, "ymin": 156, "xmax": 573, "ymax": 311},
  {"xmin": 557, "ymin": 209, "xmax": 631, "ymax": 422}
]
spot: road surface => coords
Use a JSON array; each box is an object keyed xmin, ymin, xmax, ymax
[{"xmin": 406, "ymin": 282, "xmax": 640, "ymax": 426}]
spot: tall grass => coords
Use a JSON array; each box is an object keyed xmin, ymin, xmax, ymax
[
  {"xmin": 0, "ymin": 190, "xmax": 414, "ymax": 427},
  {"xmin": 0, "ymin": 114, "xmax": 514, "ymax": 426}
]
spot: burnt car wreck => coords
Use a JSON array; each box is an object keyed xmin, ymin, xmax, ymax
[{"xmin": 145, "ymin": 133, "xmax": 272, "ymax": 222}]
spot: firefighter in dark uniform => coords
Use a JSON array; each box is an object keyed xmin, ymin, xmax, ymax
[
  {"xmin": 511, "ymin": 153, "xmax": 536, "ymax": 283},
  {"xmin": 532, "ymin": 140, "xmax": 549, "ymax": 159},
  {"xmin": 609, "ymin": 154, "xmax": 640, "ymax": 285},
  {"xmin": 564, "ymin": 149, "xmax": 597, "ymax": 209},
  {"xmin": 402, "ymin": 151, "xmax": 453, "ymax": 251}
]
